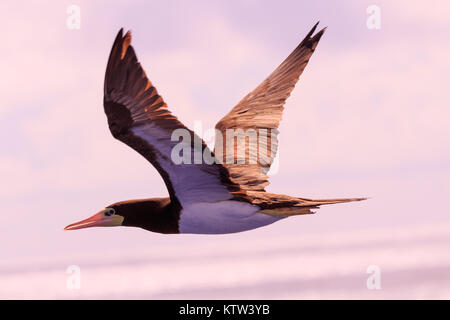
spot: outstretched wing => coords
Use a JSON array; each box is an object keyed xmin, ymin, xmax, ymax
[
  {"xmin": 104, "ymin": 29, "xmax": 239, "ymax": 206},
  {"xmin": 214, "ymin": 22, "xmax": 325, "ymax": 191}
]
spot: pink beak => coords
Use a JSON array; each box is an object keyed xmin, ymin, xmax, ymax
[{"xmin": 64, "ymin": 210, "xmax": 123, "ymax": 230}]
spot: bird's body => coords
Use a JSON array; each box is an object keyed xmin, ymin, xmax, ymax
[
  {"xmin": 95, "ymin": 197, "xmax": 274, "ymax": 234},
  {"xmin": 65, "ymin": 22, "xmax": 365, "ymax": 235},
  {"xmin": 179, "ymin": 200, "xmax": 277, "ymax": 234}
]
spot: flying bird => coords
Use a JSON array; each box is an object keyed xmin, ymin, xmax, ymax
[{"xmin": 65, "ymin": 22, "xmax": 365, "ymax": 234}]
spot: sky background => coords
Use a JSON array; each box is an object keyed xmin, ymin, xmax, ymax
[{"xmin": 1, "ymin": 0, "xmax": 449, "ymax": 299}]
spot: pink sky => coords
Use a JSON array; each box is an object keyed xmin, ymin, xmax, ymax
[{"xmin": 1, "ymin": 1, "xmax": 449, "ymax": 298}]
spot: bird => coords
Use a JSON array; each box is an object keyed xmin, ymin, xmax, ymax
[{"xmin": 64, "ymin": 22, "xmax": 365, "ymax": 234}]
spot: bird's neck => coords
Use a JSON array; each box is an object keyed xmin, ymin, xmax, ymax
[{"xmin": 120, "ymin": 197, "xmax": 180, "ymax": 234}]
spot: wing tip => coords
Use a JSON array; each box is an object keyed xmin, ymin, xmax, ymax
[
  {"xmin": 111, "ymin": 28, "xmax": 130, "ymax": 53},
  {"xmin": 105, "ymin": 27, "xmax": 135, "ymax": 93},
  {"xmin": 113, "ymin": 27, "xmax": 132, "ymax": 53},
  {"xmin": 124, "ymin": 29, "xmax": 132, "ymax": 40},
  {"xmin": 116, "ymin": 27, "xmax": 131, "ymax": 38},
  {"xmin": 306, "ymin": 21, "xmax": 319, "ymax": 38},
  {"xmin": 301, "ymin": 22, "xmax": 327, "ymax": 49}
]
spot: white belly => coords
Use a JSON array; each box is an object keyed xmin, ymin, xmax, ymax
[{"xmin": 179, "ymin": 200, "xmax": 283, "ymax": 234}]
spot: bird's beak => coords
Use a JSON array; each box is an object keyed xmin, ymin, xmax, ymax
[{"xmin": 64, "ymin": 209, "xmax": 124, "ymax": 231}]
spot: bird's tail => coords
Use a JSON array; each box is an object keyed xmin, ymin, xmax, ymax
[
  {"xmin": 258, "ymin": 195, "xmax": 367, "ymax": 217},
  {"xmin": 302, "ymin": 197, "xmax": 368, "ymax": 206}
]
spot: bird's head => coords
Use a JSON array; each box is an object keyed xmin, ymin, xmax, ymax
[
  {"xmin": 63, "ymin": 198, "xmax": 175, "ymax": 232},
  {"xmin": 64, "ymin": 206, "xmax": 124, "ymax": 231}
]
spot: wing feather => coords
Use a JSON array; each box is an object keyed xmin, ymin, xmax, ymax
[
  {"xmin": 215, "ymin": 23, "xmax": 326, "ymax": 191},
  {"xmin": 104, "ymin": 29, "xmax": 240, "ymax": 206}
]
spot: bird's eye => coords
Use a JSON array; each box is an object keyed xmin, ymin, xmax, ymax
[{"xmin": 105, "ymin": 208, "xmax": 115, "ymax": 216}]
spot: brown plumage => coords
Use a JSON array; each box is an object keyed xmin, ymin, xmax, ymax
[
  {"xmin": 64, "ymin": 22, "xmax": 365, "ymax": 235},
  {"xmin": 215, "ymin": 23, "xmax": 325, "ymax": 192}
]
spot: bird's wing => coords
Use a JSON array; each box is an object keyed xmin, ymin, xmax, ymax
[
  {"xmin": 214, "ymin": 22, "xmax": 325, "ymax": 191},
  {"xmin": 104, "ymin": 29, "xmax": 240, "ymax": 206}
]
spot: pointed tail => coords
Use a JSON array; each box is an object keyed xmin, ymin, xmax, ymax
[
  {"xmin": 301, "ymin": 197, "xmax": 368, "ymax": 206},
  {"xmin": 258, "ymin": 196, "xmax": 367, "ymax": 217}
]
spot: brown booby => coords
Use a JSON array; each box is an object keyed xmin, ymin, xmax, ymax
[{"xmin": 65, "ymin": 23, "xmax": 365, "ymax": 234}]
